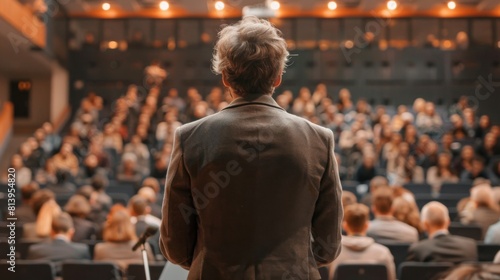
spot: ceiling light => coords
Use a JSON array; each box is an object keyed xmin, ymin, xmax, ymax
[
  {"xmin": 327, "ymin": 1, "xmax": 337, "ymax": 10},
  {"xmin": 215, "ymin": 1, "xmax": 225, "ymax": 11},
  {"xmin": 387, "ymin": 0, "xmax": 397, "ymax": 10},
  {"xmin": 270, "ymin": 1, "xmax": 280, "ymax": 10},
  {"xmin": 108, "ymin": 41, "xmax": 118, "ymax": 49},
  {"xmin": 447, "ymin": 1, "xmax": 456, "ymax": 10},
  {"xmin": 159, "ymin": 1, "xmax": 169, "ymax": 11},
  {"xmin": 102, "ymin": 2, "xmax": 110, "ymax": 11}
]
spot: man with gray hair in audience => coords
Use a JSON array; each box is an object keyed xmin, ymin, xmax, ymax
[{"xmin": 407, "ymin": 201, "xmax": 477, "ymax": 264}]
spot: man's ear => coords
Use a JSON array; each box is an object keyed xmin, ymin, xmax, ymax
[
  {"xmin": 222, "ymin": 72, "xmax": 230, "ymax": 88},
  {"xmin": 273, "ymin": 74, "xmax": 282, "ymax": 88},
  {"xmin": 67, "ymin": 228, "xmax": 75, "ymax": 240}
]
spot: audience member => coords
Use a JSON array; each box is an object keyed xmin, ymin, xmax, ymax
[
  {"xmin": 8, "ymin": 154, "xmax": 32, "ymax": 188},
  {"xmin": 367, "ymin": 187, "xmax": 419, "ymax": 243},
  {"xmin": 460, "ymin": 184, "xmax": 500, "ymax": 238},
  {"xmin": 328, "ymin": 204, "xmax": 396, "ymax": 280},
  {"xmin": 64, "ymin": 195, "xmax": 97, "ymax": 241},
  {"xmin": 15, "ymin": 181, "xmax": 39, "ymax": 222},
  {"xmin": 427, "ymin": 152, "xmax": 459, "ymax": 192},
  {"xmin": 94, "ymin": 205, "xmax": 154, "ymax": 272},
  {"xmin": 407, "ymin": 201, "xmax": 477, "ymax": 264},
  {"xmin": 46, "ymin": 170, "xmax": 77, "ymax": 195},
  {"xmin": 50, "ymin": 143, "xmax": 79, "ymax": 177},
  {"xmin": 27, "ymin": 212, "xmax": 91, "ymax": 274},
  {"xmin": 442, "ymin": 264, "xmax": 500, "ymax": 280},
  {"xmin": 137, "ymin": 187, "xmax": 162, "ymax": 218},
  {"xmin": 392, "ymin": 196, "xmax": 423, "ymax": 235}
]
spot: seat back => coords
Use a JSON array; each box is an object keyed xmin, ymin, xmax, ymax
[
  {"xmin": 440, "ymin": 183, "xmax": 472, "ymax": 195},
  {"xmin": 334, "ymin": 264, "xmax": 388, "ymax": 280},
  {"xmin": 0, "ymin": 260, "xmax": 55, "ymax": 280},
  {"xmin": 17, "ymin": 241, "xmax": 38, "ymax": 259},
  {"xmin": 404, "ymin": 183, "xmax": 432, "ymax": 195},
  {"xmin": 380, "ymin": 242, "xmax": 410, "ymax": 276},
  {"xmin": 399, "ymin": 262, "xmax": 453, "ymax": 280},
  {"xmin": 127, "ymin": 262, "xmax": 167, "ymax": 280},
  {"xmin": 106, "ymin": 182, "xmax": 137, "ymax": 198},
  {"xmin": 76, "ymin": 240, "xmax": 102, "ymax": 259},
  {"xmin": 449, "ymin": 223, "xmax": 483, "ymax": 240},
  {"xmin": 62, "ymin": 260, "xmax": 121, "ymax": 280},
  {"xmin": 477, "ymin": 243, "xmax": 500, "ymax": 262}
]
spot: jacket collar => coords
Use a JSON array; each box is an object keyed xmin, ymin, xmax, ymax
[{"xmin": 221, "ymin": 94, "xmax": 285, "ymax": 112}]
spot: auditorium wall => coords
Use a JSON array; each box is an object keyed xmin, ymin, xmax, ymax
[
  {"xmin": 68, "ymin": 47, "xmax": 500, "ymax": 124},
  {"xmin": 10, "ymin": 74, "xmax": 51, "ymax": 129},
  {"xmin": 50, "ymin": 63, "xmax": 69, "ymax": 124}
]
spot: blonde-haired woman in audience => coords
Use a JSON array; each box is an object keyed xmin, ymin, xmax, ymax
[
  {"xmin": 392, "ymin": 196, "xmax": 424, "ymax": 235},
  {"xmin": 93, "ymin": 205, "xmax": 154, "ymax": 272}
]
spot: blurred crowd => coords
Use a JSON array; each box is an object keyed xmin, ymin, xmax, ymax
[{"xmin": 2, "ymin": 82, "xmax": 500, "ymax": 277}]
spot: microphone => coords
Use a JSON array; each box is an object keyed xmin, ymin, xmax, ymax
[{"xmin": 132, "ymin": 226, "xmax": 158, "ymax": 251}]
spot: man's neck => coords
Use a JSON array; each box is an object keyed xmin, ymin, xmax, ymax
[
  {"xmin": 374, "ymin": 213, "xmax": 393, "ymax": 219},
  {"xmin": 428, "ymin": 228, "xmax": 449, "ymax": 239},
  {"xmin": 346, "ymin": 232, "xmax": 367, "ymax": 237},
  {"xmin": 53, "ymin": 234, "xmax": 70, "ymax": 242}
]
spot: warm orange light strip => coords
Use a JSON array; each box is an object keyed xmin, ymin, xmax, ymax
[{"xmin": 66, "ymin": 4, "xmax": 500, "ymax": 19}]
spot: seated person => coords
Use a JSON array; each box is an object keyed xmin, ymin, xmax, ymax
[
  {"xmin": 64, "ymin": 194, "xmax": 98, "ymax": 242},
  {"xmin": 128, "ymin": 195, "xmax": 161, "ymax": 231},
  {"xmin": 50, "ymin": 142, "xmax": 79, "ymax": 177},
  {"xmin": 460, "ymin": 184, "xmax": 500, "ymax": 239},
  {"xmin": 485, "ymin": 219, "xmax": 500, "ymax": 244},
  {"xmin": 16, "ymin": 181, "xmax": 39, "ymax": 222},
  {"xmin": 407, "ymin": 201, "xmax": 478, "ymax": 264},
  {"xmin": 367, "ymin": 187, "xmax": 419, "ymax": 243},
  {"xmin": 93, "ymin": 205, "xmax": 154, "ymax": 272},
  {"xmin": 137, "ymin": 186, "xmax": 162, "ymax": 218},
  {"xmin": 23, "ymin": 189, "xmax": 59, "ymax": 241},
  {"xmin": 328, "ymin": 203, "xmax": 396, "ymax": 280},
  {"xmin": 46, "ymin": 170, "xmax": 76, "ymax": 195},
  {"xmin": 27, "ymin": 212, "xmax": 91, "ymax": 274}
]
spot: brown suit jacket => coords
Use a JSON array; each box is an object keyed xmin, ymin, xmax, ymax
[{"xmin": 160, "ymin": 94, "xmax": 343, "ymax": 280}]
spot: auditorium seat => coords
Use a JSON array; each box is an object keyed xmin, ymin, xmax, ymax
[
  {"xmin": 439, "ymin": 183, "xmax": 472, "ymax": 195},
  {"xmin": 106, "ymin": 182, "xmax": 137, "ymax": 198},
  {"xmin": 127, "ymin": 262, "xmax": 167, "ymax": 280},
  {"xmin": 62, "ymin": 260, "xmax": 121, "ymax": 280},
  {"xmin": 0, "ymin": 260, "xmax": 55, "ymax": 280},
  {"xmin": 403, "ymin": 183, "xmax": 432, "ymax": 195},
  {"xmin": 380, "ymin": 242, "xmax": 410, "ymax": 277},
  {"xmin": 399, "ymin": 262, "xmax": 453, "ymax": 280},
  {"xmin": 77, "ymin": 240, "xmax": 102, "ymax": 259},
  {"xmin": 16, "ymin": 240, "xmax": 38, "ymax": 259},
  {"xmin": 333, "ymin": 264, "xmax": 388, "ymax": 280},
  {"xmin": 448, "ymin": 223, "xmax": 483, "ymax": 241},
  {"xmin": 109, "ymin": 192, "xmax": 130, "ymax": 206},
  {"xmin": 477, "ymin": 243, "xmax": 500, "ymax": 262},
  {"xmin": 415, "ymin": 195, "xmax": 462, "ymax": 210}
]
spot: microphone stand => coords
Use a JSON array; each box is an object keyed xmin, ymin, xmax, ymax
[{"xmin": 141, "ymin": 242, "xmax": 151, "ymax": 280}]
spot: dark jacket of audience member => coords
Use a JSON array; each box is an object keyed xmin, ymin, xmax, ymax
[
  {"xmin": 407, "ymin": 202, "xmax": 477, "ymax": 264},
  {"xmin": 27, "ymin": 212, "xmax": 91, "ymax": 274}
]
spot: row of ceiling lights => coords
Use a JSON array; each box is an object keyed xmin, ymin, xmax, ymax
[{"xmin": 100, "ymin": 1, "xmax": 460, "ymax": 12}]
